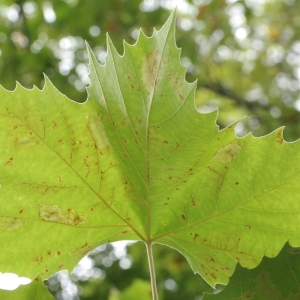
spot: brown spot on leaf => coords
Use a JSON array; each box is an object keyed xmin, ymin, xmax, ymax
[
  {"xmin": 81, "ymin": 243, "xmax": 89, "ymax": 249},
  {"xmin": 276, "ymin": 129, "xmax": 284, "ymax": 145},
  {"xmin": 0, "ymin": 217, "xmax": 24, "ymax": 231},
  {"xmin": 206, "ymin": 272, "xmax": 217, "ymax": 280},
  {"xmin": 33, "ymin": 256, "xmax": 44, "ymax": 263},
  {"xmin": 215, "ymin": 141, "xmax": 241, "ymax": 163},
  {"xmin": 38, "ymin": 203, "xmax": 86, "ymax": 225},
  {"xmin": 88, "ymin": 113, "xmax": 111, "ymax": 155},
  {"xmin": 172, "ymin": 77, "xmax": 180, "ymax": 87},
  {"xmin": 178, "ymin": 93, "xmax": 184, "ymax": 100},
  {"xmin": 142, "ymin": 48, "xmax": 160, "ymax": 93},
  {"xmin": 193, "ymin": 233, "xmax": 199, "ymax": 241},
  {"xmin": 57, "ymin": 251, "xmax": 61, "ymax": 255},
  {"xmin": 225, "ymin": 126, "xmax": 233, "ymax": 134},
  {"xmin": 181, "ymin": 214, "xmax": 186, "ymax": 220},
  {"xmin": 4, "ymin": 157, "xmax": 14, "ymax": 166},
  {"xmin": 235, "ymin": 182, "xmax": 239, "ymax": 185},
  {"xmin": 191, "ymin": 197, "xmax": 196, "ymax": 206}
]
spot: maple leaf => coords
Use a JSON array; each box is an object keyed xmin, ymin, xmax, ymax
[{"xmin": 1, "ymin": 11, "xmax": 300, "ymax": 293}]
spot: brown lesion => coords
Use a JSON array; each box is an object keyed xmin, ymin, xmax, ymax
[
  {"xmin": 4, "ymin": 157, "xmax": 14, "ymax": 166},
  {"xmin": 191, "ymin": 197, "xmax": 196, "ymax": 206},
  {"xmin": 38, "ymin": 203, "xmax": 86, "ymax": 225},
  {"xmin": 52, "ymin": 121, "xmax": 58, "ymax": 129},
  {"xmin": 178, "ymin": 93, "xmax": 185, "ymax": 100},
  {"xmin": 0, "ymin": 216, "xmax": 24, "ymax": 231},
  {"xmin": 172, "ymin": 76, "xmax": 180, "ymax": 88},
  {"xmin": 275, "ymin": 129, "xmax": 284, "ymax": 145},
  {"xmin": 193, "ymin": 233, "xmax": 199, "ymax": 241},
  {"xmin": 22, "ymin": 181, "xmax": 78, "ymax": 195},
  {"xmin": 214, "ymin": 141, "xmax": 241, "ymax": 163},
  {"xmin": 142, "ymin": 48, "xmax": 161, "ymax": 93},
  {"xmin": 33, "ymin": 255, "xmax": 44, "ymax": 264},
  {"xmin": 81, "ymin": 243, "xmax": 89, "ymax": 249}
]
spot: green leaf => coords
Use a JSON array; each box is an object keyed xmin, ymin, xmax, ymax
[
  {"xmin": 0, "ymin": 276, "xmax": 54, "ymax": 300},
  {"xmin": 0, "ymin": 76, "xmax": 141, "ymax": 279},
  {"xmin": 86, "ymin": 11, "xmax": 300, "ymax": 286},
  {"xmin": 203, "ymin": 243, "xmax": 300, "ymax": 299},
  {"xmin": 1, "ymin": 10, "xmax": 300, "ymax": 289},
  {"xmin": 108, "ymin": 279, "xmax": 152, "ymax": 300}
]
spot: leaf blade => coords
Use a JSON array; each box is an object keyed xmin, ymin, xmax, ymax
[
  {"xmin": 0, "ymin": 80, "xmax": 141, "ymax": 278},
  {"xmin": 86, "ymin": 11, "xmax": 300, "ymax": 287}
]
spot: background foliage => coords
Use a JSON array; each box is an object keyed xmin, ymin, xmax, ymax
[{"xmin": 0, "ymin": 0, "xmax": 299, "ymax": 299}]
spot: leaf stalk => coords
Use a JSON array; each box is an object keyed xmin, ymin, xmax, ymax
[{"xmin": 146, "ymin": 242, "xmax": 158, "ymax": 300}]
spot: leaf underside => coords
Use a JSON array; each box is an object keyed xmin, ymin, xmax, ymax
[
  {"xmin": 1, "ymin": 11, "xmax": 300, "ymax": 287},
  {"xmin": 204, "ymin": 243, "xmax": 300, "ymax": 299}
]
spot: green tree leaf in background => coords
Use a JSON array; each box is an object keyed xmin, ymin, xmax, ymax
[
  {"xmin": 0, "ymin": 275, "xmax": 54, "ymax": 300},
  {"xmin": 1, "ymin": 10, "xmax": 300, "ymax": 297},
  {"xmin": 108, "ymin": 279, "xmax": 152, "ymax": 300},
  {"xmin": 203, "ymin": 243, "xmax": 300, "ymax": 299}
]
